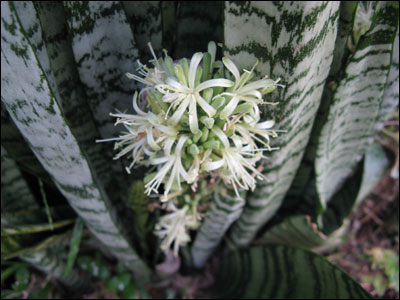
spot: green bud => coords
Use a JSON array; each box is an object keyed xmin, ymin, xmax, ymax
[
  {"xmin": 145, "ymin": 93, "xmax": 161, "ymax": 114},
  {"xmin": 216, "ymin": 118, "xmax": 226, "ymax": 128},
  {"xmin": 174, "ymin": 64, "xmax": 188, "ymax": 86},
  {"xmin": 200, "ymin": 127, "xmax": 209, "ymax": 143},
  {"xmin": 261, "ymin": 85, "xmax": 276, "ymax": 95},
  {"xmin": 202, "ymin": 52, "xmax": 212, "ymax": 82},
  {"xmin": 185, "ymin": 138, "xmax": 193, "ymax": 146},
  {"xmin": 193, "ymin": 130, "xmax": 203, "ymax": 143},
  {"xmin": 203, "ymin": 139, "xmax": 220, "ymax": 150},
  {"xmin": 210, "ymin": 153, "xmax": 221, "ymax": 161},
  {"xmin": 211, "ymin": 96, "xmax": 225, "ymax": 110},
  {"xmin": 183, "ymin": 157, "xmax": 193, "ymax": 169},
  {"xmin": 188, "ymin": 144, "xmax": 200, "ymax": 156},
  {"xmin": 202, "ymin": 88, "xmax": 213, "ymax": 103},
  {"xmin": 198, "ymin": 145, "xmax": 204, "ymax": 153},
  {"xmin": 180, "ymin": 111, "xmax": 189, "ymax": 126},
  {"xmin": 195, "ymin": 67, "xmax": 203, "ymax": 87},
  {"xmin": 152, "ymin": 89, "xmax": 168, "ymax": 112},
  {"xmin": 181, "ymin": 58, "xmax": 189, "ymax": 79},
  {"xmin": 208, "ymin": 41, "xmax": 217, "ymax": 65},
  {"xmin": 226, "ymin": 128, "xmax": 234, "ymax": 137},
  {"xmin": 164, "ymin": 55, "xmax": 175, "ymax": 77},
  {"xmin": 200, "ymin": 116, "xmax": 214, "ymax": 129},
  {"xmin": 233, "ymin": 103, "xmax": 253, "ymax": 114}
]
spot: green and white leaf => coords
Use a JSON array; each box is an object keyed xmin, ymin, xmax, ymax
[
  {"xmin": 32, "ymin": 2, "xmax": 113, "ymax": 188},
  {"xmin": 122, "ymin": 1, "xmax": 162, "ymax": 59},
  {"xmin": 374, "ymin": 30, "xmax": 399, "ymax": 133},
  {"xmin": 191, "ymin": 190, "xmax": 245, "ymax": 269},
  {"xmin": 1, "ymin": 1, "xmax": 150, "ymax": 280},
  {"xmin": 212, "ymin": 245, "xmax": 372, "ymax": 299},
  {"xmin": 258, "ymin": 215, "xmax": 328, "ymax": 249},
  {"xmin": 355, "ymin": 141, "xmax": 389, "ymax": 205},
  {"xmin": 1, "ymin": 103, "xmax": 52, "ymax": 183},
  {"xmin": 315, "ymin": 2, "xmax": 399, "ymax": 207},
  {"xmin": 224, "ymin": 2, "xmax": 340, "ymax": 246},
  {"xmin": 21, "ymin": 247, "xmax": 85, "ymax": 290},
  {"xmin": 174, "ymin": 1, "xmax": 223, "ymax": 58},
  {"xmin": 1, "ymin": 146, "xmax": 38, "ymax": 212},
  {"xmin": 63, "ymin": 1, "xmax": 140, "ymax": 140}
]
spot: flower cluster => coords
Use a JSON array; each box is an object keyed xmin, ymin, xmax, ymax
[{"xmin": 98, "ymin": 42, "xmax": 283, "ymax": 254}]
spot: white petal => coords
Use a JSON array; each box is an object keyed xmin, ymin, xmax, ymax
[
  {"xmin": 203, "ymin": 159, "xmax": 225, "ymax": 171},
  {"xmin": 146, "ymin": 128, "xmax": 161, "ymax": 151},
  {"xmin": 211, "ymin": 126, "xmax": 230, "ymax": 149},
  {"xmin": 188, "ymin": 96, "xmax": 199, "ymax": 134},
  {"xmin": 238, "ymin": 79, "xmax": 275, "ymax": 94},
  {"xmin": 219, "ymin": 95, "xmax": 240, "ymax": 119},
  {"xmin": 168, "ymin": 96, "xmax": 191, "ymax": 126},
  {"xmin": 195, "ymin": 93, "xmax": 216, "ymax": 117},
  {"xmin": 188, "ymin": 52, "xmax": 204, "ymax": 89},
  {"xmin": 256, "ymin": 120, "xmax": 275, "ymax": 129},
  {"xmin": 195, "ymin": 78, "xmax": 234, "ymax": 92},
  {"xmin": 222, "ymin": 57, "xmax": 240, "ymax": 82}
]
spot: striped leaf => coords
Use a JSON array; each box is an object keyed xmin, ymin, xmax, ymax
[
  {"xmin": 63, "ymin": 1, "xmax": 140, "ymax": 141},
  {"xmin": 191, "ymin": 190, "xmax": 245, "ymax": 269},
  {"xmin": 258, "ymin": 215, "xmax": 328, "ymax": 249},
  {"xmin": 1, "ymin": 103, "xmax": 52, "ymax": 184},
  {"xmin": 1, "ymin": 146, "xmax": 38, "ymax": 212},
  {"xmin": 287, "ymin": 2, "xmax": 358, "ymax": 198},
  {"xmin": 212, "ymin": 245, "xmax": 372, "ymax": 299},
  {"xmin": 374, "ymin": 30, "xmax": 399, "ymax": 133},
  {"xmin": 122, "ymin": 1, "xmax": 162, "ymax": 59},
  {"xmin": 1, "ymin": 1, "xmax": 150, "ymax": 281},
  {"xmin": 31, "ymin": 2, "xmax": 113, "ymax": 189},
  {"xmin": 21, "ymin": 247, "xmax": 85, "ymax": 290},
  {"xmin": 355, "ymin": 141, "xmax": 389, "ymax": 205},
  {"xmin": 315, "ymin": 2, "xmax": 399, "ymax": 207},
  {"xmin": 224, "ymin": 2, "xmax": 340, "ymax": 246},
  {"xmin": 174, "ymin": 1, "xmax": 223, "ymax": 58}
]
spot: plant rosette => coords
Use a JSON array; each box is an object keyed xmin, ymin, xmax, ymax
[{"xmin": 97, "ymin": 41, "xmax": 284, "ymax": 255}]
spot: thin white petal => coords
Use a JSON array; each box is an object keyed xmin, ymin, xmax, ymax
[
  {"xmin": 222, "ymin": 57, "xmax": 240, "ymax": 82},
  {"xmin": 188, "ymin": 96, "xmax": 199, "ymax": 134},
  {"xmin": 188, "ymin": 52, "xmax": 203, "ymax": 89},
  {"xmin": 211, "ymin": 126, "xmax": 230, "ymax": 149},
  {"xmin": 203, "ymin": 159, "xmax": 225, "ymax": 171},
  {"xmin": 219, "ymin": 95, "xmax": 240, "ymax": 119},
  {"xmin": 195, "ymin": 78, "xmax": 234, "ymax": 92},
  {"xmin": 195, "ymin": 92, "xmax": 216, "ymax": 117}
]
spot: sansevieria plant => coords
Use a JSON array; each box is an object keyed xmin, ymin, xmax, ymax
[{"xmin": 2, "ymin": 1, "xmax": 398, "ymax": 298}]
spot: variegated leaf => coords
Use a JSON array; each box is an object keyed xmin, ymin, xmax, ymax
[
  {"xmin": 213, "ymin": 245, "xmax": 372, "ymax": 299},
  {"xmin": 63, "ymin": 1, "xmax": 140, "ymax": 141},
  {"xmin": 1, "ymin": 1, "xmax": 150, "ymax": 281},
  {"xmin": 174, "ymin": 1, "xmax": 223, "ymax": 58},
  {"xmin": 315, "ymin": 2, "xmax": 399, "ymax": 207},
  {"xmin": 258, "ymin": 215, "xmax": 328, "ymax": 249},
  {"xmin": 1, "ymin": 146, "xmax": 38, "ymax": 212},
  {"xmin": 191, "ymin": 190, "xmax": 245, "ymax": 269},
  {"xmin": 224, "ymin": 2, "xmax": 340, "ymax": 246},
  {"xmin": 355, "ymin": 141, "xmax": 389, "ymax": 205},
  {"xmin": 287, "ymin": 2, "xmax": 358, "ymax": 199},
  {"xmin": 20, "ymin": 247, "xmax": 85, "ymax": 290},
  {"xmin": 2, "ymin": 103, "xmax": 53, "ymax": 184},
  {"xmin": 31, "ymin": 2, "xmax": 113, "ymax": 189},
  {"xmin": 123, "ymin": 1, "xmax": 162, "ymax": 59},
  {"xmin": 374, "ymin": 30, "xmax": 399, "ymax": 133}
]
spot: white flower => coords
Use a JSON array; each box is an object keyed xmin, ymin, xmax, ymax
[
  {"xmin": 203, "ymin": 144, "xmax": 266, "ymax": 198},
  {"xmin": 154, "ymin": 204, "xmax": 199, "ymax": 255},
  {"xmin": 145, "ymin": 135, "xmax": 190, "ymax": 199},
  {"xmin": 219, "ymin": 57, "xmax": 282, "ymax": 119},
  {"xmin": 155, "ymin": 52, "xmax": 234, "ymax": 133}
]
